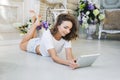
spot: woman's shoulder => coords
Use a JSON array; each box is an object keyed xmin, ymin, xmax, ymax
[{"xmin": 60, "ymin": 38, "xmax": 71, "ymax": 44}]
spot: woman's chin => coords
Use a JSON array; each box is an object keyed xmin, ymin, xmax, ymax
[
  {"xmin": 61, "ymin": 33, "xmax": 67, "ymax": 37},
  {"xmin": 62, "ymin": 34, "xmax": 67, "ymax": 37}
]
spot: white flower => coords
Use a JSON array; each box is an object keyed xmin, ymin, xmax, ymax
[
  {"xmin": 86, "ymin": 11, "xmax": 90, "ymax": 15},
  {"xmin": 98, "ymin": 14, "xmax": 105, "ymax": 21}
]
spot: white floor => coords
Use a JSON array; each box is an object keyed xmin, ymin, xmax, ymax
[{"xmin": 0, "ymin": 38, "xmax": 120, "ymax": 80}]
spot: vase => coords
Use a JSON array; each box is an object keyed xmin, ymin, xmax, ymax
[{"xmin": 86, "ymin": 24, "xmax": 96, "ymax": 40}]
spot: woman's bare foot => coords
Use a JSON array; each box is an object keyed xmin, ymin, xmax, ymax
[
  {"xmin": 29, "ymin": 10, "xmax": 37, "ymax": 23},
  {"xmin": 29, "ymin": 10, "xmax": 42, "ymax": 29},
  {"xmin": 35, "ymin": 14, "xmax": 42, "ymax": 27},
  {"xmin": 30, "ymin": 10, "xmax": 36, "ymax": 16}
]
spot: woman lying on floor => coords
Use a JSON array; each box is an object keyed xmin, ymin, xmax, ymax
[{"xmin": 19, "ymin": 11, "xmax": 79, "ymax": 69}]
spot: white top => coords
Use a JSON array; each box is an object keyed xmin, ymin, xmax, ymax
[{"xmin": 39, "ymin": 29, "xmax": 71, "ymax": 56}]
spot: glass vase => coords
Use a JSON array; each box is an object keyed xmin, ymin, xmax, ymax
[{"xmin": 86, "ymin": 24, "xmax": 96, "ymax": 40}]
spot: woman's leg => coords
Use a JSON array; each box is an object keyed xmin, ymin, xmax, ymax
[{"xmin": 20, "ymin": 15, "xmax": 41, "ymax": 51}]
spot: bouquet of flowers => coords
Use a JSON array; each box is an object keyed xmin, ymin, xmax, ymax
[{"xmin": 77, "ymin": 0, "xmax": 105, "ymax": 28}]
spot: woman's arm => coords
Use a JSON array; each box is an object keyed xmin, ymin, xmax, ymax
[
  {"xmin": 65, "ymin": 48, "xmax": 74, "ymax": 60},
  {"xmin": 48, "ymin": 48, "xmax": 69, "ymax": 66},
  {"xmin": 65, "ymin": 48, "xmax": 78, "ymax": 69},
  {"xmin": 48, "ymin": 48, "xmax": 78, "ymax": 69}
]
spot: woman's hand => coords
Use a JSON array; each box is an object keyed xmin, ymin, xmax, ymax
[{"xmin": 67, "ymin": 59, "xmax": 79, "ymax": 69}]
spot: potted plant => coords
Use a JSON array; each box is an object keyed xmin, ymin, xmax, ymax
[{"xmin": 76, "ymin": 0, "xmax": 105, "ymax": 39}]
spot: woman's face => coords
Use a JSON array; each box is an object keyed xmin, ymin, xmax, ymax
[{"xmin": 57, "ymin": 21, "xmax": 72, "ymax": 37}]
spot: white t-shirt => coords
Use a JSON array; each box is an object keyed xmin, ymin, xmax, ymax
[{"xmin": 39, "ymin": 29, "xmax": 71, "ymax": 56}]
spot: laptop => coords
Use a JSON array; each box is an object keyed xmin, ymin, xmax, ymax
[{"xmin": 76, "ymin": 53, "xmax": 100, "ymax": 68}]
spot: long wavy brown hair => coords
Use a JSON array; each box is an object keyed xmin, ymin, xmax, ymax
[{"xmin": 50, "ymin": 13, "xmax": 78, "ymax": 41}]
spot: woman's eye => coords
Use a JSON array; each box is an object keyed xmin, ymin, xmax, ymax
[{"xmin": 64, "ymin": 26, "xmax": 68, "ymax": 29}]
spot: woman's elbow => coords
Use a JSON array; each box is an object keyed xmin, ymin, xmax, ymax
[{"xmin": 19, "ymin": 42, "xmax": 27, "ymax": 51}]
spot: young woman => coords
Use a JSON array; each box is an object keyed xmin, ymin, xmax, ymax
[{"xmin": 20, "ymin": 13, "xmax": 79, "ymax": 69}]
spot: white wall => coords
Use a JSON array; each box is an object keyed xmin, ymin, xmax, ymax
[
  {"xmin": 0, "ymin": 1, "xmax": 24, "ymax": 32},
  {"xmin": 0, "ymin": 0, "xmax": 40, "ymax": 33}
]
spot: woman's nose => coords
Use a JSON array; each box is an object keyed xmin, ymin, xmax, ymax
[{"xmin": 66, "ymin": 29, "xmax": 70, "ymax": 33}]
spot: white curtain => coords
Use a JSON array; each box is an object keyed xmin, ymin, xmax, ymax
[{"xmin": 24, "ymin": 0, "xmax": 40, "ymax": 23}]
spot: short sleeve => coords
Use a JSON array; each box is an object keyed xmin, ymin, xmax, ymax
[{"xmin": 64, "ymin": 41, "xmax": 72, "ymax": 48}]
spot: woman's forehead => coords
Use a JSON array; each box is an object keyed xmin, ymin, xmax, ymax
[{"xmin": 61, "ymin": 21, "xmax": 72, "ymax": 27}]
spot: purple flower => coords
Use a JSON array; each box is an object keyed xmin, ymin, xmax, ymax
[
  {"xmin": 36, "ymin": 21, "xmax": 49, "ymax": 30},
  {"xmin": 42, "ymin": 21, "xmax": 49, "ymax": 30},
  {"xmin": 88, "ymin": 3, "xmax": 94, "ymax": 10},
  {"xmin": 36, "ymin": 25, "xmax": 42, "ymax": 30},
  {"xmin": 79, "ymin": 20, "xmax": 83, "ymax": 24}
]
